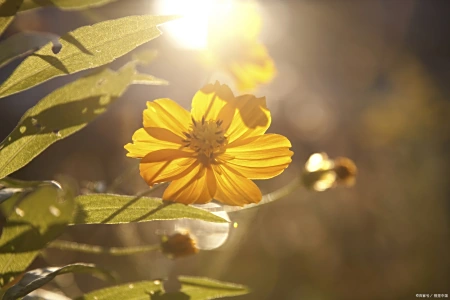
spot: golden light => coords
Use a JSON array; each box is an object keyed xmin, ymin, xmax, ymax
[{"xmin": 155, "ymin": 0, "xmax": 235, "ymax": 49}]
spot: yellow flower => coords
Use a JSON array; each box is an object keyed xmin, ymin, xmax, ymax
[
  {"xmin": 125, "ymin": 82, "xmax": 293, "ymax": 206},
  {"xmin": 203, "ymin": 3, "xmax": 276, "ymax": 91}
]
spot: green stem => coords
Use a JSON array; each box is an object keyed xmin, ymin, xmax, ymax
[
  {"xmin": 48, "ymin": 240, "xmax": 161, "ymax": 256},
  {"xmin": 135, "ymin": 182, "xmax": 168, "ymax": 198},
  {"xmin": 215, "ymin": 177, "xmax": 302, "ymax": 213}
]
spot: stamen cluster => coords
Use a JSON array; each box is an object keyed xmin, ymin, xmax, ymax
[{"xmin": 182, "ymin": 116, "xmax": 227, "ymax": 164}]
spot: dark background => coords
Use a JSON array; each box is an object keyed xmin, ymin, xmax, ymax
[{"xmin": 1, "ymin": 0, "xmax": 449, "ymax": 299}]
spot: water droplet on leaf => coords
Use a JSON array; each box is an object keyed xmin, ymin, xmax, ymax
[
  {"xmin": 53, "ymin": 130, "xmax": 62, "ymax": 138},
  {"xmin": 15, "ymin": 207, "xmax": 25, "ymax": 217},
  {"xmin": 49, "ymin": 205, "xmax": 61, "ymax": 217}
]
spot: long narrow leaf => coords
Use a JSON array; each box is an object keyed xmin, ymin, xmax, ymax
[
  {"xmin": 73, "ymin": 194, "xmax": 228, "ymax": 225},
  {"xmin": 0, "ymin": 185, "xmax": 75, "ymax": 286},
  {"xmin": 0, "ymin": 15, "xmax": 176, "ymax": 98},
  {"xmin": 0, "ymin": 31, "xmax": 60, "ymax": 69},
  {"xmin": 0, "ymin": 62, "xmax": 165, "ymax": 179},
  {"xmin": 19, "ymin": 0, "xmax": 120, "ymax": 11},
  {"xmin": 2, "ymin": 263, "xmax": 114, "ymax": 300},
  {"xmin": 76, "ymin": 276, "xmax": 249, "ymax": 300},
  {"xmin": 0, "ymin": 0, "xmax": 24, "ymax": 37}
]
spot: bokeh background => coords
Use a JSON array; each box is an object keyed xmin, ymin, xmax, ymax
[{"xmin": 1, "ymin": 0, "xmax": 449, "ymax": 299}]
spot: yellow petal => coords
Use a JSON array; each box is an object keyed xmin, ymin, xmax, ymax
[
  {"xmin": 224, "ymin": 134, "xmax": 292, "ymax": 179},
  {"xmin": 224, "ymin": 156, "xmax": 292, "ymax": 180},
  {"xmin": 139, "ymin": 150, "xmax": 195, "ymax": 185},
  {"xmin": 227, "ymin": 133, "xmax": 291, "ymax": 150},
  {"xmin": 163, "ymin": 164, "xmax": 216, "ymax": 205},
  {"xmin": 212, "ymin": 164, "xmax": 262, "ymax": 206},
  {"xmin": 191, "ymin": 81, "xmax": 236, "ymax": 124},
  {"xmin": 224, "ymin": 134, "xmax": 293, "ymax": 179},
  {"xmin": 124, "ymin": 128, "xmax": 184, "ymax": 158},
  {"xmin": 144, "ymin": 99, "xmax": 190, "ymax": 138},
  {"xmin": 225, "ymin": 94, "xmax": 271, "ymax": 143}
]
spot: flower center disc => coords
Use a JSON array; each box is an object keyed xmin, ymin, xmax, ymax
[{"xmin": 183, "ymin": 117, "xmax": 227, "ymax": 164}]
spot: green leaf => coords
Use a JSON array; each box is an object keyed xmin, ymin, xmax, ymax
[
  {"xmin": 72, "ymin": 194, "xmax": 228, "ymax": 225},
  {"xmin": 0, "ymin": 62, "xmax": 165, "ymax": 179},
  {"xmin": 20, "ymin": 0, "xmax": 120, "ymax": 11},
  {"xmin": 76, "ymin": 276, "xmax": 249, "ymax": 300},
  {"xmin": 0, "ymin": 0, "xmax": 24, "ymax": 37},
  {"xmin": 48, "ymin": 240, "xmax": 160, "ymax": 256},
  {"xmin": 0, "ymin": 31, "xmax": 60, "ymax": 69},
  {"xmin": 132, "ymin": 49, "xmax": 159, "ymax": 66},
  {"xmin": 0, "ymin": 15, "xmax": 177, "ymax": 99},
  {"xmin": 2, "ymin": 263, "xmax": 114, "ymax": 300},
  {"xmin": 0, "ymin": 188, "xmax": 21, "ymax": 205},
  {"xmin": 0, "ymin": 178, "xmax": 61, "ymax": 209},
  {"xmin": 176, "ymin": 276, "xmax": 250, "ymax": 299},
  {"xmin": 0, "ymin": 185, "xmax": 75, "ymax": 286},
  {"xmin": 0, "ymin": 177, "xmax": 56, "ymax": 189}
]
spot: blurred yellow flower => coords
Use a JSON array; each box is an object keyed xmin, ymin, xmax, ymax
[
  {"xmin": 125, "ymin": 82, "xmax": 292, "ymax": 206},
  {"xmin": 203, "ymin": 3, "xmax": 276, "ymax": 91}
]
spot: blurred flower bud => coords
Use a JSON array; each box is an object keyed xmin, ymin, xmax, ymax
[
  {"xmin": 333, "ymin": 157, "xmax": 357, "ymax": 186},
  {"xmin": 161, "ymin": 232, "xmax": 199, "ymax": 259},
  {"xmin": 156, "ymin": 203, "xmax": 231, "ymax": 251},
  {"xmin": 301, "ymin": 153, "xmax": 357, "ymax": 191}
]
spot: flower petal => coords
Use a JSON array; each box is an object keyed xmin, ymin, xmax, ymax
[
  {"xmin": 223, "ymin": 134, "xmax": 293, "ymax": 179},
  {"xmin": 125, "ymin": 128, "xmax": 184, "ymax": 158},
  {"xmin": 225, "ymin": 94, "xmax": 271, "ymax": 143},
  {"xmin": 212, "ymin": 164, "xmax": 262, "ymax": 206},
  {"xmin": 227, "ymin": 133, "xmax": 291, "ymax": 150},
  {"xmin": 144, "ymin": 99, "xmax": 190, "ymax": 138},
  {"xmin": 163, "ymin": 164, "xmax": 216, "ymax": 205},
  {"xmin": 191, "ymin": 81, "xmax": 236, "ymax": 124},
  {"xmin": 140, "ymin": 150, "xmax": 195, "ymax": 185}
]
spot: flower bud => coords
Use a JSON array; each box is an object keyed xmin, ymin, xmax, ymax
[
  {"xmin": 161, "ymin": 232, "xmax": 199, "ymax": 259},
  {"xmin": 301, "ymin": 153, "xmax": 357, "ymax": 191},
  {"xmin": 333, "ymin": 157, "xmax": 357, "ymax": 186}
]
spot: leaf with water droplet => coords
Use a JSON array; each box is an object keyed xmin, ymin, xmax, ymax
[
  {"xmin": 2, "ymin": 263, "xmax": 114, "ymax": 300},
  {"xmin": 0, "ymin": 188, "xmax": 22, "ymax": 205},
  {"xmin": 0, "ymin": 15, "xmax": 177, "ymax": 99},
  {"xmin": 0, "ymin": 185, "xmax": 75, "ymax": 285},
  {"xmin": 0, "ymin": 60, "xmax": 166, "ymax": 179},
  {"xmin": 75, "ymin": 276, "xmax": 249, "ymax": 300},
  {"xmin": 0, "ymin": 177, "xmax": 61, "ymax": 209}
]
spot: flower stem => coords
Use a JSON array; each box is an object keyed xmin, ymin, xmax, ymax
[
  {"xmin": 48, "ymin": 240, "xmax": 161, "ymax": 256},
  {"xmin": 205, "ymin": 177, "xmax": 302, "ymax": 213},
  {"xmin": 135, "ymin": 182, "xmax": 168, "ymax": 198}
]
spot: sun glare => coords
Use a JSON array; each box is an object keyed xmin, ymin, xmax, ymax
[
  {"xmin": 156, "ymin": 0, "xmax": 234, "ymax": 49},
  {"xmin": 156, "ymin": 0, "xmax": 211, "ymax": 49}
]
